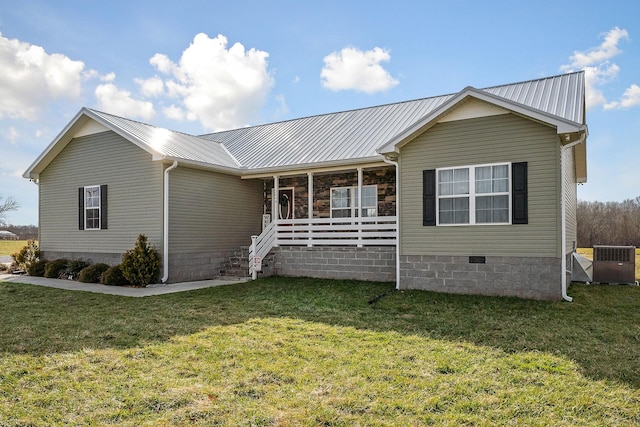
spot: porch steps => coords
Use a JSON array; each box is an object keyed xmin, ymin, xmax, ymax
[{"xmin": 219, "ymin": 246, "xmax": 271, "ymax": 277}]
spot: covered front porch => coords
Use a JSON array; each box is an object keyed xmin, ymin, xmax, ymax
[{"xmin": 245, "ymin": 164, "xmax": 399, "ymax": 280}]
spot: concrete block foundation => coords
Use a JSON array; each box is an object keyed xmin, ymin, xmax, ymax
[
  {"xmin": 399, "ymin": 254, "xmax": 563, "ymax": 300},
  {"xmin": 271, "ymin": 246, "xmax": 396, "ymax": 282}
]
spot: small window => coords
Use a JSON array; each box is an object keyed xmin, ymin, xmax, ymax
[
  {"xmin": 79, "ymin": 185, "xmax": 107, "ymax": 230},
  {"xmin": 330, "ymin": 185, "xmax": 377, "ymax": 218},
  {"xmin": 84, "ymin": 186, "xmax": 101, "ymax": 230},
  {"xmin": 436, "ymin": 163, "xmax": 510, "ymax": 225}
]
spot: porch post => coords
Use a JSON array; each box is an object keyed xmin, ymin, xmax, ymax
[
  {"xmin": 308, "ymin": 172, "xmax": 313, "ymax": 247},
  {"xmin": 273, "ymin": 175, "xmax": 279, "ymax": 221},
  {"xmin": 273, "ymin": 175, "xmax": 279, "ymax": 247},
  {"xmin": 357, "ymin": 167, "xmax": 363, "ymax": 248}
]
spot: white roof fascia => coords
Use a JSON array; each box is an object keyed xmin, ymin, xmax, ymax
[
  {"xmin": 152, "ymin": 154, "xmax": 245, "ymax": 176},
  {"xmin": 82, "ymin": 109, "xmax": 165, "ymax": 159},
  {"xmin": 23, "ymin": 108, "xmax": 163, "ymax": 180},
  {"xmin": 240, "ymin": 156, "xmax": 387, "ymax": 179},
  {"xmin": 88, "ymin": 109, "xmax": 240, "ymax": 170},
  {"xmin": 377, "ymin": 87, "xmax": 586, "ymax": 155},
  {"xmin": 23, "ymin": 108, "xmax": 91, "ymax": 180}
]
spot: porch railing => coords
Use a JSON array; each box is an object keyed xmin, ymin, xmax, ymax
[{"xmin": 249, "ymin": 216, "xmax": 397, "ymax": 278}]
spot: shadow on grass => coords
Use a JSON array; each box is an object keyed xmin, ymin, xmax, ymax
[{"xmin": 1, "ymin": 277, "xmax": 639, "ymax": 388}]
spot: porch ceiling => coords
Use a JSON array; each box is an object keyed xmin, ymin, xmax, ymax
[{"xmin": 239, "ymin": 159, "xmax": 389, "ymax": 179}]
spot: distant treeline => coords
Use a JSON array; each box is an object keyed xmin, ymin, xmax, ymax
[
  {"xmin": 3, "ymin": 199, "xmax": 639, "ymax": 248},
  {"xmin": 4, "ymin": 224, "xmax": 38, "ymax": 240},
  {"xmin": 577, "ymin": 197, "xmax": 640, "ymax": 248}
]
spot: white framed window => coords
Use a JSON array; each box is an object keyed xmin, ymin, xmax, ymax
[
  {"xmin": 437, "ymin": 163, "xmax": 510, "ymax": 225},
  {"xmin": 84, "ymin": 185, "xmax": 101, "ymax": 230},
  {"xmin": 79, "ymin": 184, "xmax": 107, "ymax": 230},
  {"xmin": 330, "ymin": 185, "xmax": 377, "ymax": 218}
]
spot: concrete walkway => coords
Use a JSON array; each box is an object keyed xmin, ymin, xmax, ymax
[{"xmin": 0, "ymin": 273, "xmax": 250, "ymax": 297}]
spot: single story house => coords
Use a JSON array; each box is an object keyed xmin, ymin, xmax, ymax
[
  {"xmin": 24, "ymin": 71, "xmax": 587, "ymax": 300},
  {"xmin": 0, "ymin": 230, "xmax": 19, "ymax": 240}
]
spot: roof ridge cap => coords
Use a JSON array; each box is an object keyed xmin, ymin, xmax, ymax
[{"xmin": 480, "ymin": 70, "xmax": 583, "ymax": 91}]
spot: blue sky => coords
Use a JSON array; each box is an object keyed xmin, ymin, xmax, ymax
[{"xmin": 1, "ymin": 0, "xmax": 639, "ymax": 225}]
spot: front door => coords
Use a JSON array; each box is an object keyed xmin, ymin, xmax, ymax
[{"xmin": 278, "ymin": 188, "xmax": 294, "ymax": 220}]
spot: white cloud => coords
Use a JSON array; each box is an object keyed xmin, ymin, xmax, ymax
[
  {"xmin": 101, "ymin": 72, "xmax": 116, "ymax": 82},
  {"xmin": 565, "ymin": 27, "xmax": 629, "ymax": 68},
  {"xmin": 274, "ymin": 94, "xmax": 289, "ymax": 117},
  {"xmin": 321, "ymin": 46, "xmax": 398, "ymax": 93},
  {"xmin": 5, "ymin": 126, "xmax": 19, "ymax": 144},
  {"xmin": 582, "ymin": 63, "xmax": 620, "ymax": 109},
  {"xmin": 561, "ymin": 27, "xmax": 637, "ymax": 110},
  {"xmin": 150, "ymin": 53, "xmax": 174, "ymax": 74},
  {"xmin": 10, "ymin": 168, "xmax": 25, "ymax": 178},
  {"xmin": 150, "ymin": 33, "xmax": 273, "ymax": 131},
  {"xmin": 0, "ymin": 32, "xmax": 86, "ymax": 119},
  {"xmin": 136, "ymin": 76, "xmax": 165, "ymax": 97},
  {"xmin": 604, "ymin": 83, "xmax": 640, "ymax": 110},
  {"xmin": 163, "ymin": 104, "xmax": 192, "ymax": 121},
  {"xmin": 619, "ymin": 84, "xmax": 640, "ymax": 108},
  {"xmin": 94, "ymin": 83, "xmax": 155, "ymax": 120},
  {"xmin": 0, "ymin": 168, "xmax": 23, "ymax": 178}
]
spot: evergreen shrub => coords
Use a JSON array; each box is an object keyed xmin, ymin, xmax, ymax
[
  {"xmin": 27, "ymin": 260, "xmax": 48, "ymax": 277},
  {"xmin": 44, "ymin": 259, "xmax": 69, "ymax": 278},
  {"xmin": 78, "ymin": 263, "xmax": 110, "ymax": 283},
  {"xmin": 11, "ymin": 240, "xmax": 40, "ymax": 272},
  {"xmin": 121, "ymin": 234, "xmax": 161, "ymax": 287},
  {"xmin": 63, "ymin": 259, "xmax": 89, "ymax": 280},
  {"xmin": 101, "ymin": 265, "xmax": 130, "ymax": 286}
]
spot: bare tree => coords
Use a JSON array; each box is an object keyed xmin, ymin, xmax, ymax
[
  {"xmin": 577, "ymin": 197, "xmax": 640, "ymax": 247},
  {"xmin": 0, "ymin": 195, "xmax": 20, "ymax": 227},
  {"xmin": 6, "ymin": 224, "xmax": 38, "ymax": 240}
]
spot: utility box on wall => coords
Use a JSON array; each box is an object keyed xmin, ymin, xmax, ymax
[{"xmin": 592, "ymin": 245, "xmax": 636, "ymax": 284}]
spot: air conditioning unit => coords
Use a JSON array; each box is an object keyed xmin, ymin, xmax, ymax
[{"xmin": 592, "ymin": 245, "xmax": 636, "ymax": 284}]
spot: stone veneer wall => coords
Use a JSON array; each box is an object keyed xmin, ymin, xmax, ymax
[
  {"xmin": 399, "ymin": 255, "xmax": 563, "ymax": 300},
  {"xmin": 270, "ymin": 246, "xmax": 396, "ymax": 282},
  {"xmin": 265, "ymin": 166, "xmax": 396, "ymax": 219}
]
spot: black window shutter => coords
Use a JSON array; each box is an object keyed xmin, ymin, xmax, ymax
[
  {"xmin": 512, "ymin": 162, "xmax": 528, "ymax": 224},
  {"xmin": 423, "ymin": 169, "xmax": 436, "ymax": 226},
  {"xmin": 100, "ymin": 185, "xmax": 108, "ymax": 229},
  {"xmin": 78, "ymin": 187, "xmax": 84, "ymax": 230}
]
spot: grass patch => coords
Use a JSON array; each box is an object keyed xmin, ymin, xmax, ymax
[
  {"xmin": 1, "ymin": 277, "xmax": 639, "ymax": 425},
  {"xmin": 0, "ymin": 239, "xmax": 30, "ymax": 257}
]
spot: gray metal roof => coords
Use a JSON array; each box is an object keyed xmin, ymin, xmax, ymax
[
  {"xmin": 86, "ymin": 109, "xmax": 241, "ymax": 169},
  {"xmin": 201, "ymin": 71, "xmax": 585, "ymax": 171},
  {"xmin": 201, "ymin": 95, "xmax": 452, "ymax": 169},
  {"xmin": 482, "ymin": 71, "xmax": 584, "ymax": 124},
  {"xmin": 25, "ymin": 71, "xmax": 585, "ymax": 180}
]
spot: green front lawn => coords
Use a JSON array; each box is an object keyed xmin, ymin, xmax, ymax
[
  {"xmin": 1, "ymin": 277, "xmax": 639, "ymax": 425},
  {"xmin": 0, "ymin": 239, "xmax": 30, "ymax": 257}
]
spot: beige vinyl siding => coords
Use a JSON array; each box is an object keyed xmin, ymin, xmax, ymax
[
  {"xmin": 168, "ymin": 167, "xmax": 263, "ymax": 254},
  {"xmin": 39, "ymin": 131, "xmax": 163, "ymax": 254},
  {"xmin": 563, "ymin": 145, "xmax": 578, "ymax": 253},
  {"xmin": 400, "ymin": 113, "xmax": 560, "ymax": 257}
]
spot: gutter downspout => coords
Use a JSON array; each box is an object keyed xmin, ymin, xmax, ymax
[
  {"xmin": 30, "ymin": 178, "xmax": 40, "ymax": 243},
  {"xmin": 161, "ymin": 161, "xmax": 179, "ymax": 283},
  {"xmin": 560, "ymin": 135, "xmax": 585, "ymax": 302},
  {"xmin": 383, "ymin": 156, "xmax": 400, "ymax": 290}
]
